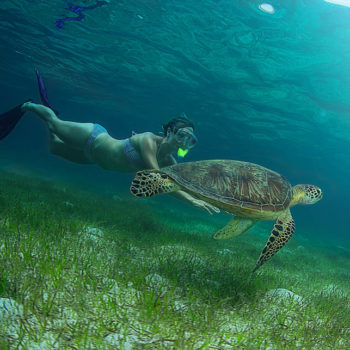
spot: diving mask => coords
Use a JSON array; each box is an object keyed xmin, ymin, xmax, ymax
[{"xmin": 174, "ymin": 127, "xmax": 198, "ymax": 149}]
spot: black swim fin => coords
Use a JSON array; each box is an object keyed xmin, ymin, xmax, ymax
[{"xmin": 0, "ymin": 100, "xmax": 31, "ymax": 141}]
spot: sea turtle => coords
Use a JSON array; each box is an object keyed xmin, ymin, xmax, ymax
[{"xmin": 130, "ymin": 160, "xmax": 322, "ymax": 271}]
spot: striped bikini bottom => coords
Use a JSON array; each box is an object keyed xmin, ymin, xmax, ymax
[{"xmin": 84, "ymin": 123, "xmax": 108, "ymax": 161}]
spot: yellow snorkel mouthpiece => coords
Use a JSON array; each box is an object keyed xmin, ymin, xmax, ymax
[{"xmin": 177, "ymin": 148, "xmax": 189, "ymax": 157}]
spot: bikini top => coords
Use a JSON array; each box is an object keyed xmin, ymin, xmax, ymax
[{"xmin": 123, "ymin": 138, "xmax": 143, "ymax": 169}]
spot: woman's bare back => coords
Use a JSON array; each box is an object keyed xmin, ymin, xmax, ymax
[{"xmin": 91, "ymin": 132, "xmax": 172, "ymax": 172}]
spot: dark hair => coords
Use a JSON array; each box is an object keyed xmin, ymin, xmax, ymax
[{"xmin": 162, "ymin": 114, "xmax": 195, "ymax": 135}]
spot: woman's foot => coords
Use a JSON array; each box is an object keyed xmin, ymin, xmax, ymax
[
  {"xmin": 20, "ymin": 101, "xmax": 32, "ymax": 112},
  {"xmin": 21, "ymin": 102, "xmax": 56, "ymax": 124}
]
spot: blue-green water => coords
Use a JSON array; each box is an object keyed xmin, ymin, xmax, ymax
[{"xmin": 1, "ymin": 0, "xmax": 350, "ymax": 245}]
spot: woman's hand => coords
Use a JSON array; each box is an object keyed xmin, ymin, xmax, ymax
[
  {"xmin": 168, "ymin": 190, "xmax": 220, "ymax": 215},
  {"xmin": 191, "ymin": 199, "xmax": 220, "ymax": 215}
]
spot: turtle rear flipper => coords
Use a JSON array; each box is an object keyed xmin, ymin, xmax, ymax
[
  {"xmin": 254, "ymin": 209, "xmax": 295, "ymax": 271},
  {"xmin": 214, "ymin": 217, "xmax": 258, "ymax": 239},
  {"xmin": 130, "ymin": 171, "xmax": 181, "ymax": 197}
]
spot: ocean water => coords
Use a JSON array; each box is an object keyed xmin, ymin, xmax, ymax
[
  {"xmin": 1, "ymin": 0, "xmax": 349, "ymax": 244},
  {"xmin": 0, "ymin": 1, "xmax": 350, "ymax": 347}
]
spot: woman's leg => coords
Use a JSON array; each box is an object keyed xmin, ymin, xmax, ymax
[
  {"xmin": 49, "ymin": 133, "xmax": 93, "ymax": 164},
  {"xmin": 22, "ymin": 102, "xmax": 93, "ymax": 150}
]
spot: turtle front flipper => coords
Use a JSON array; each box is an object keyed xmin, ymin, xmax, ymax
[
  {"xmin": 130, "ymin": 171, "xmax": 181, "ymax": 197},
  {"xmin": 254, "ymin": 209, "xmax": 295, "ymax": 271},
  {"xmin": 214, "ymin": 217, "xmax": 258, "ymax": 240}
]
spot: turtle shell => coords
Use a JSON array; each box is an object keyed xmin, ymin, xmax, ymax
[{"xmin": 162, "ymin": 160, "xmax": 293, "ymax": 212}]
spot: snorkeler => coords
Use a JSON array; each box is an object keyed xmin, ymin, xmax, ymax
[{"xmin": 0, "ymin": 72, "xmax": 219, "ymax": 215}]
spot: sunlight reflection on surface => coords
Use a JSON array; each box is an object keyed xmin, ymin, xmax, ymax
[
  {"xmin": 258, "ymin": 3, "xmax": 275, "ymax": 14},
  {"xmin": 324, "ymin": 0, "xmax": 350, "ymax": 7}
]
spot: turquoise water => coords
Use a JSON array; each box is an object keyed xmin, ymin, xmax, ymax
[{"xmin": 1, "ymin": 0, "xmax": 350, "ymax": 245}]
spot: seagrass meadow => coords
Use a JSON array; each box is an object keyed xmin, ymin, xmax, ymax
[
  {"xmin": 1, "ymin": 0, "xmax": 350, "ymax": 349},
  {"xmin": 0, "ymin": 171, "xmax": 349, "ymax": 349}
]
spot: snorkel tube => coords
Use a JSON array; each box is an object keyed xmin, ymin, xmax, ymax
[{"xmin": 177, "ymin": 148, "xmax": 189, "ymax": 158}]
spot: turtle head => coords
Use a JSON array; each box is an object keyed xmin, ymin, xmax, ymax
[{"xmin": 290, "ymin": 184, "xmax": 323, "ymax": 206}]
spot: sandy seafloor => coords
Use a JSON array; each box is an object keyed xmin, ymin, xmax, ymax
[{"xmin": 0, "ymin": 168, "xmax": 349, "ymax": 349}]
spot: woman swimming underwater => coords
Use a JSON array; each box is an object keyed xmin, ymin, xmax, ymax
[{"xmin": 0, "ymin": 71, "xmax": 219, "ymax": 214}]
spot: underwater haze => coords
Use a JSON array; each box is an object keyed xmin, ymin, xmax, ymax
[
  {"xmin": 1, "ymin": 0, "xmax": 350, "ymax": 242},
  {"xmin": 2, "ymin": 0, "xmax": 350, "ymax": 348}
]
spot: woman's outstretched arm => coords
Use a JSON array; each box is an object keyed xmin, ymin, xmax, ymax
[{"xmin": 140, "ymin": 135, "xmax": 220, "ymax": 215}]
